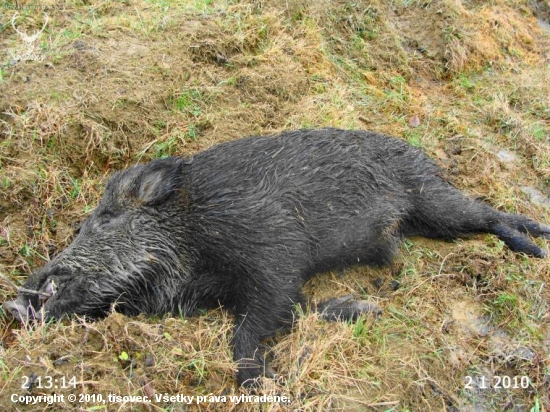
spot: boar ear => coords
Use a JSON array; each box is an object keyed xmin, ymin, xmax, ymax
[{"xmin": 136, "ymin": 159, "xmax": 182, "ymax": 206}]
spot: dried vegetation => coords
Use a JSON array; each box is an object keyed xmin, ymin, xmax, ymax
[{"xmin": 0, "ymin": 0, "xmax": 549, "ymax": 410}]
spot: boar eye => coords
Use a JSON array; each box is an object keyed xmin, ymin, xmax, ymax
[
  {"xmin": 92, "ymin": 211, "xmax": 117, "ymax": 228},
  {"xmin": 129, "ymin": 216, "xmax": 144, "ymax": 231}
]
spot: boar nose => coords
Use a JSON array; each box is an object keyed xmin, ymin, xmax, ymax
[
  {"xmin": 4, "ymin": 278, "xmax": 57, "ymax": 323},
  {"xmin": 4, "ymin": 299, "xmax": 31, "ymax": 323}
]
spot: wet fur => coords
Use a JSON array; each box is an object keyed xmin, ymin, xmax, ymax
[{"xmin": 6, "ymin": 128, "xmax": 549, "ymax": 386}]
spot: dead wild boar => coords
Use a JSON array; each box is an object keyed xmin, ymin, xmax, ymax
[{"xmin": 4, "ymin": 128, "xmax": 549, "ymax": 386}]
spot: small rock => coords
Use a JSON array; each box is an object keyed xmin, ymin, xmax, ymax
[
  {"xmin": 408, "ymin": 115, "xmax": 421, "ymax": 128},
  {"xmin": 497, "ymin": 149, "xmax": 518, "ymax": 163},
  {"xmin": 521, "ymin": 186, "xmax": 550, "ymax": 207},
  {"xmin": 538, "ymin": 19, "xmax": 550, "ymax": 34}
]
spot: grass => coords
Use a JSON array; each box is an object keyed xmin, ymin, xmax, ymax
[
  {"xmin": 0, "ymin": 0, "xmax": 549, "ymax": 411},
  {"xmin": 169, "ymin": 87, "xmax": 204, "ymax": 114}
]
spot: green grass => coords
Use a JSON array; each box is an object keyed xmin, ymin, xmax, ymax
[
  {"xmin": 170, "ymin": 87, "xmax": 204, "ymax": 116},
  {"xmin": 403, "ymin": 130, "xmax": 423, "ymax": 147},
  {"xmin": 153, "ymin": 135, "xmax": 180, "ymax": 158}
]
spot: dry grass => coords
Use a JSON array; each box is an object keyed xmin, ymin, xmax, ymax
[{"xmin": 1, "ymin": 0, "xmax": 549, "ymax": 410}]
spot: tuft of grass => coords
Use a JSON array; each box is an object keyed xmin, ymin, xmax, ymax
[
  {"xmin": 153, "ymin": 134, "xmax": 181, "ymax": 158},
  {"xmin": 170, "ymin": 87, "xmax": 204, "ymax": 116}
]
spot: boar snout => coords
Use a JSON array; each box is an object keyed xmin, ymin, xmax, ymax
[
  {"xmin": 4, "ymin": 277, "xmax": 58, "ymax": 323},
  {"xmin": 4, "ymin": 299, "xmax": 33, "ymax": 323}
]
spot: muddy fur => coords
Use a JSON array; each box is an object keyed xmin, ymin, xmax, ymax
[{"xmin": 5, "ymin": 128, "xmax": 549, "ymax": 386}]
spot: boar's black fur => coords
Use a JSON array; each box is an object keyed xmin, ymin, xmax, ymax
[{"xmin": 5, "ymin": 128, "xmax": 549, "ymax": 386}]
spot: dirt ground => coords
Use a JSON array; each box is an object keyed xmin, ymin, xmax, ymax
[{"xmin": 1, "ymin": 0, "xmax": 549, "ymax": 411}]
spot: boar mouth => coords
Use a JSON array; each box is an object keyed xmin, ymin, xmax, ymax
[{"xmin": 4, "ymin": 278, "xmax": 57, "ymax": 323}]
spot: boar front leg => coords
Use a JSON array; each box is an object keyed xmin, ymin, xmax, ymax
[
  {"xmin": 232, "ymin": 316, "xmax": 275, "ymax": 387},
  {"xmin": 230, "ymin": 277, "xmax": 302, "ymax": 387}
]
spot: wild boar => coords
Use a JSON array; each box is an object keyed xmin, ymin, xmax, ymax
[{"xmin": 4, "ymin": 128, "xmax": 549, "ymax": 386}]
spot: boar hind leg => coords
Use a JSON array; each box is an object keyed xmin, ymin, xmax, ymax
[
  {"xmin": 403, "ymin": 185, "xmax": 549, "ymax": 257},
  {"xmin": 316, "ymin": 295, "xmax": 382, "ymax": 321},
  {"xmin": 489, "ymin": 215, "xmax": 549, "ymax": 257},
  {"xmin": 499, "ymin": 212, "xmax": 550, "ymax": 240}
]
